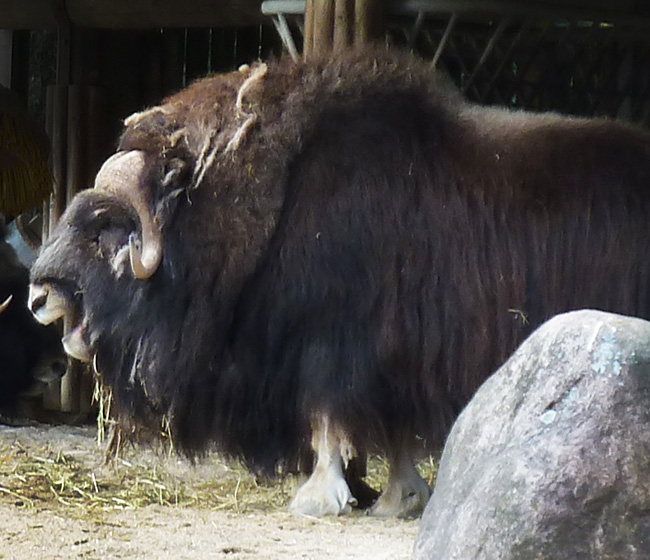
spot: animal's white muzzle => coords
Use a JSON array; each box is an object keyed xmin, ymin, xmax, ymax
[{"xmin": 28, "ymin": 283, "xmax": 69, "ymax": 325}]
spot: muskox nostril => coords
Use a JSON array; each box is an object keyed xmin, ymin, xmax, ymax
[
  {"xmin": 28, "ymin": 284, "xmax": 71, "ymax": 325},
  {"xmin": 28, "ymin": 286, "xmax": 47, "ymax": 313}
]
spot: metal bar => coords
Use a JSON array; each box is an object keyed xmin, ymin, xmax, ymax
[
  {"xmin": 463, "ymin": 18, "xmax": 509, "ymax": 94},
  {"xmin": 479, "ymin": 18, "xmax": 531, "ymax": 103},
  {"xmin": 408, "ymin": 10, "xmax": 426, "ymax": 49},
  {"xmin": 503, "ymin": 21, "xmax": 551, "ymax": 108},
  {"xmin": 431, "ymin": 12, "xmax": 457, "ymax": 68},
  {"xmin": 447, "ymin": 36, "xmax": 482, "ymax": 99},
  {"xmin": 272, "ymin": 14, "xmax": 300, "ymax": 61},
  {"xmin": 262, "ymin": 0, "xmax": 306, "ymax": 16}
]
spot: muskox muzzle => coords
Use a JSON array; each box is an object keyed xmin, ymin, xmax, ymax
[
  {"xmin": 28, "ymin": 284, "xmax": 70, "ymax": 325},
  {"xmin": 28, "ymin": 283, "xmax": 91, "ymax": 362}
]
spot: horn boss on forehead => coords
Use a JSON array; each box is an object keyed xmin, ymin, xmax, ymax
[{"xmin": 94, "ymin": 150, "xmax": 162, "ymax": 279}]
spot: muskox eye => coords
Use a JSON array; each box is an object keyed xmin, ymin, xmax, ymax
[{"xmin": 99, "ymin": 228, "xmax": 130, "ymax": 254}]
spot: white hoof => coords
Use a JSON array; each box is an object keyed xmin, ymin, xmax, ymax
[
  {"xmin": 289, "ymin": 472, "xmax": 357, "ymax": 517},
  {"xmin": 370, "ymin": 470, "xmax": 431, "ymax": 518}
]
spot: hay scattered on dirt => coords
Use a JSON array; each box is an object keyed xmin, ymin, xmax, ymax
[
  {"xmin": 0, "ymin": 434, "xmax": 290, "ymax": 517},
  {"xmin": 0, "ymin": 425, "xmax": 437, "ymax": 518}
]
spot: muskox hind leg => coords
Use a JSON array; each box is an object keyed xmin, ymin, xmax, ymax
[
  {"xmin": 344, "ymin": 452, "xmax": 380, "ymax": 509},
  {"xmin": 288, "ymin": 414, "xmax": 358, "ymax": 517},
  {"xmin": 370, "ymin": 442, "xmax": 432, "ymax": 518}
]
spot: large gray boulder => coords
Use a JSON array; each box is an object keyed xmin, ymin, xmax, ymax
[{"xmin": 413, "ymin": 309, "xmax": 650, "ymax": 560}]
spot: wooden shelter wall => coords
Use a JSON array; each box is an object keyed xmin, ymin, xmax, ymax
[
  {"xmin": 11, "ymin": 26, "xmax": 283, "ymax": 152},
  {"xmin": 7, "ymin": 25, "xmax": 283, "ymax": 417}
]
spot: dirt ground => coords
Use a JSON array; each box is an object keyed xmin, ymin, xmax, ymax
[{"xmin": 0, "ymin": 423, "xmax": 420, "ymax": 559}]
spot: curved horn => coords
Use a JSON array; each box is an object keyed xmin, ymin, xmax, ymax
[
  {"xmin": 94, "ymin": 150, "xmax": 162, "ymax": 279},
  {"xmin": 129, "ymin": 233, "xmax": 157, "ymax": 280},
  {"xmin": 0, "ymin": 294, "xmax": 12, "ymax": 314}
]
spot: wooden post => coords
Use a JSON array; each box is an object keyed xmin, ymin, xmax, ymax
[
  {"xmin": 65, "ymin": 86, "xmax": 84, "ymax": 204},
  {"xmin": 80, "ymin": 86, "xmax": 107, "ymax": 415},
  {"xmin": 47, "ymin": 13, "xmax": 71, "ymax": 236},
  {"xmin": 334, "ymin": 0, "xmax": 353, "ymax": 52},
  {"xmin": 354, "ymin": 0, "xmax": 384, "ymax": 46},
  {"xmin": 58, "ymin": 84, "xmax": 108, "ymax": 415},
  {"xmin": 56, "ymin": 85, "xmax": 86, "ymax": 413},
  {"xmin": 303, "ymin": 0, "xmax": 316, "ymax": 59},
  {"xmin": 85, "ymin": 87, "xmax": 109, "ymax": 186},
  {"xmin": 304, "ymin": 0, "xmax": 384, "ymax": 59},
  {"xmin": 42, "ymin": 84, "xmax": 67, "ymax": 412},
  {"xmin": 42, "ymin": 15, "xmax": 71, "ymax": 413},
  {"xmin": 45, "ymin": 86, "xmax": 67, "ymax": 231},
  {"xmin": 313, "ymin": 0, "xmax": 335, "ymax": 56}
]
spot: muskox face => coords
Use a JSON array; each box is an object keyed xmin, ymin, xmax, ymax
[
  {"xmin": 29, "ymin": 190, "xmax": 143, "ymax": 362},
  {"xmin": 28, "ymin": 148, "xmax": 194, "ymax": 422},
  {"xmin": 0, "ymin": 230, "xmax": 66, "ymax": 410},
  {"xmin": 29, "ymin": 148, "xmax": 176, "ymax": 363}
]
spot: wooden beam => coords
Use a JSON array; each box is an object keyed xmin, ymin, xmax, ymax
[
  {"xmin": 5, "ymin": 0, "xmax": 650, "ymax": 31},
  {"xmin": 1, "ymin": 0, "xmax": 267, "ymax": 30}
]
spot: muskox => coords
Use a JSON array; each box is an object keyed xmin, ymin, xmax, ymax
[
  {"xmin": 0, "ymin": 220, "xmax": 65, "ymax": 413},
  {"xmin": 28, "ymin": 49, "xmax": 650, "ymax": 517}
]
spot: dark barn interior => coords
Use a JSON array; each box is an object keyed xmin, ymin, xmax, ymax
[{"xmin": 2, "ymin": 0, "xmax": 650, "ymax": 417}]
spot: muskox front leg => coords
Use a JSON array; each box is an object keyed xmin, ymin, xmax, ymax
[
  {"xmin": 288, "ymin": 414, "xmax": 357, "ymax": 517},
  {"xmin": 370, "ymin": 443, "xmax": 432, "ymax": 518}
]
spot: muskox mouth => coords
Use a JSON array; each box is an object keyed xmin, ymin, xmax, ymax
[
  {"xmin": 29, "ymin": 282, "xmax": 92, "ymax": 363},
  {"xmin": 61, "ymin": 322, "xmax": 91, "ymax": 362}
]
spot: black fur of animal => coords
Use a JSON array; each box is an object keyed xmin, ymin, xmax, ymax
[
  {"xmin": 0, "ymin": 222, "xmax": 65, "ymax": 413},
  {"xmin": 29, "ymin": 49, "xmax": 650, "ymax": 494}
]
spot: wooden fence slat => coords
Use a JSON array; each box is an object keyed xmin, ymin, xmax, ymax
[
  {"xmin": 354, "ymin": 0, "xmax": 383, "ymax": 46},
  {"xmin": 58, "ymin": 84, "xmax": 86, "ymax": 413},
  {"xmin": 313, "ymin": 0, "xmax": 334, "ymax": 57},
  {"xmin": 334, "ymin": 0, "xmax": 353, "ymax": 51},
  {"xmin": 303, "ymin": 0, "xmax": 315, "ymax": 59}
]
